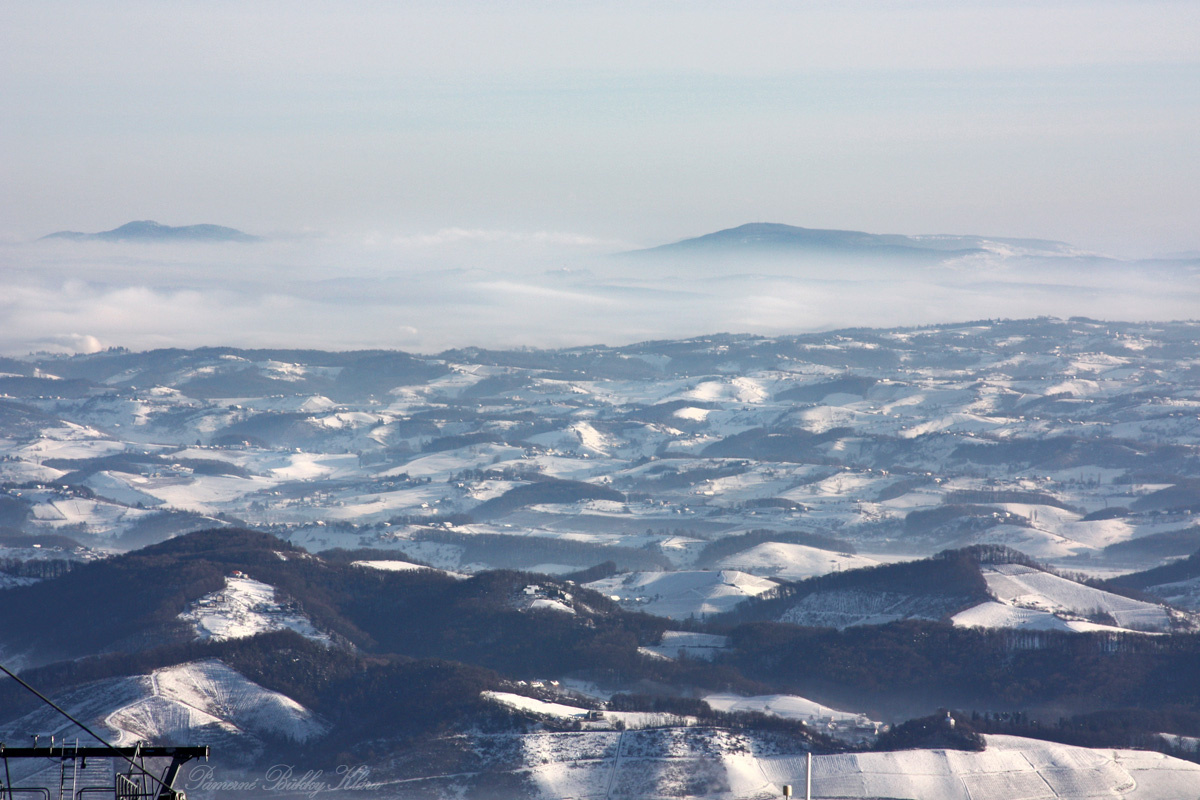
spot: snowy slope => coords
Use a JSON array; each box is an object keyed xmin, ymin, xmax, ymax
[
  {"xmin": 460, "ymin": 729, "xmax": 1200, "ymax": 800},
  {"xmin": 0, "ymin": 659, "xmax": 325, "ymax": 762},
  {"xmin": 759, "ymin": 735, "xmax": 1200, "ymax": 800},
  {"xmin": 975, "ymin": 563, "xmax": 1171, "ymax": 631},
  {"xmin": 703, "ymin": 692, "xmax": 884, "ymax": 742},
  {"xmin": 703, "ymin": 693, "xmax": 867, "ymax": 725},
  {"xmin": 585, "ymin": 570, "xmax": 777, "ymax": 619},
  {"xmin": 715, "ymin": 543, "xmax": 878, "ymax": 581},
  {"xmin": 1144, "ymin": 575, "xmax": 1200, "ymax": 610},
  {"xmin": 177, "ymin": 575, "xmax": 329, "ymax": 642},
  {"xmin": 114, "ymin": 660, "xmax": 326, "ymax": 744},
  {"xmin": 483, "ymin": 691, "xmax": 699, "ymax": 730},
  {"xmin": 777, "ymin": 589, "xmax": 970, "ymax": 629},
  {"xmin": 951, "ymin": 601, "xmax": 1123, "ymax": 633},
  {"xmin": 641, "ymin": 631, "xmax": 731, "ymax": 661},
  {"xmin": 352, "ymin": 559, "xmax": 467, "ymax": 579}
]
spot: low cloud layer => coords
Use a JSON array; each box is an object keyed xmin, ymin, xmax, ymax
[{"xmin": 1, "ymin": 232, "xmax": 1197, "ymax": 356}]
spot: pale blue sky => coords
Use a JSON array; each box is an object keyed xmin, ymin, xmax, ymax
[{"xmin": 3, "ymin": 0, "xmax": 1199, "ymax": 253}]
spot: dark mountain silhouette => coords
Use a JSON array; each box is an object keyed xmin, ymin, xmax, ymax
[
  {"xmin": 43, "ymin": 220, "xmax": 260, "ymax": 243},
  {"xmin": 626, "ymin": 222, "xmax": 1074, "ymax": 262}
]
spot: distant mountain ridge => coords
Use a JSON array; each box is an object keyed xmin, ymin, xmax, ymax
[
  {"xmin": 628, "ymin": 222, "xmax": 1074, "ymax": 261},
  {"xmin": 43, "ymin": 220, "xmax": 260, "ymax": 243}
]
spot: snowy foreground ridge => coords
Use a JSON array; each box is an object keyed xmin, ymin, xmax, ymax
[
  {"xmin": 769, "ymin": 736, "xmax": 1200, "ymax": 800},
  {"xmin": 474, "ymin": 692, "xmax": 1200, "ymax": 799},
  {"xmin": 0, "ymin": 659, "xmax": 325, "ymax": 763},
  {"xmin": 468, "ymin": 731, "xmax": 1200, "ymax": 800},
  {"xmin": 105, "ymin": 659, "xmax": 327, "ymax": 746}
]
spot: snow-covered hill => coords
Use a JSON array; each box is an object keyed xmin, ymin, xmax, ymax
[
  {"xmin": 352, "ymin": 558, "xmax": 466, "ymax": 579},
  {"xmin": 714, "ymin": 543, "xmax": 878, "ymax": 581},
  {"xmin": 0, "ymin": 659, "xmax": 324, "ymax": 762},
  {"xmin": 108, "ymin": 660, "xmax": 326, "ymax": 745},
  {"xmin": 703, "ymin": 692, "xmax": 883, "ymax": 743},
  {"xmin": 777, "ymin": 587, "xmax": 971, "ymax": 628},
  {"xmin": 585, "ymin": 570, "xmax": 777, "ymax": 619},
  {"xmin": 483, "ymin": 691, "xmax": 701, "ymax": 731},
  {"xmin": 953, "ymin": 563, "xmax": 1173, "ymax": 633},
  {"xmin": 178, "ymin": 575, "xmax": 329, "ymax": 643},
  {"xmin": 1143, "ymin": 575, "xmax": 1200, "ymax": 611}
]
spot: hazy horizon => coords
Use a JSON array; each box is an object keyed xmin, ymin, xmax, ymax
[
  {"xmin": 2, "ymin": 1, "xmax": 1198, "ymax": 354},
  {"xmin": 4, "ymin": 2, "xmax": 1200, "ymax": 252},
  {"xmin": 3, "ymin": 226, "xmax": 1198, "ymax": 357}
]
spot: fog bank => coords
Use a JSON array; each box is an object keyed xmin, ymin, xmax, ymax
[{"xmin": 1, "ymin": 232, "xmax": 1197, "ymax": 355}]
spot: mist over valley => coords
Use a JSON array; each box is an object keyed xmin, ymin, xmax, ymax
[{"xmin": 4, "ymin": 220, "xmax": 1198, "ymax": 357}]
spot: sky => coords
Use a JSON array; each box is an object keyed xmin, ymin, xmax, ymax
[
  {"xmin": 3, "ymin": 0, "xmax": 1198, "ymax": 253},
  {"xmin": 1, "ymin": 1, "xmax": 1199, "ymax": 354}
]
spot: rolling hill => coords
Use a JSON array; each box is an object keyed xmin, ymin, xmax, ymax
[
  {"xmin": 1102, "ymin": 549, "xmax": 1200, "ymax": 610},
  {"xmin": 5, "ymin": 531, "xmax": 1200, "ymax": 795},
  {"xmin": 723, "ymin": 545, "xmax": 1182, "ymax": 633},
  {"xmin": 7, "ymin": 318, "xmax": 1200, "ymax": 793}
]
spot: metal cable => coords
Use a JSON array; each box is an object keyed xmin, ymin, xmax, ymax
[{"xmin": 0, "ymin": 663, "xmax": 171, "ymax": 794}]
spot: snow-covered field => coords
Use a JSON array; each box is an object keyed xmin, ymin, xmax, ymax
[
  {"xmin": 703, "ymin": 692, "xmax": 870, "ymax": 726},
  {"xmin": 352, "ymin": 559, "xmax": 466, "ymax": 579},
  {"xmin": 972, "ymin": 563, "xmax": 1172, "ymax": 632},
  {"xmin": 586, "ymin": 570, "xmax": 777, "ymax": 619},
  {"xmin": 714, "ymin": 543, "xmax": 878, "ymax": 581},
  {"xmin": 778, "ymin": 589, "xmax": 968, "ymax": 629},
  {"xmin": 952, "ymin": 601, "xmax": 1133, "ymax": 633},
  {"xmin": 761, "ymin": 735, "xmax": 1200, "ymax": 800},
  {"xmin": 483, "ymin": 690, "xmax": 700, "ymax": 730},
  {"xmin": 430, "ymin": 728, "xmax": 1200, "ymax": 800},
  {"xmin": 703, "ymin": 692, "xmax": 883, "ymax": 742},
  {"xmin": 641, "ymin": 630, "xmax": 732, "ymax": 661}
]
